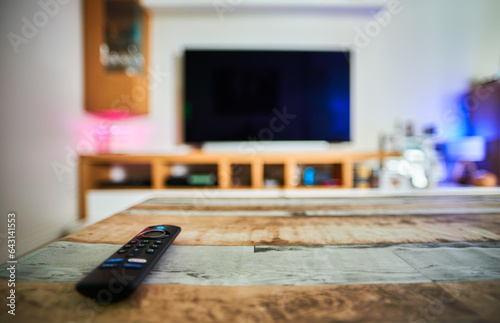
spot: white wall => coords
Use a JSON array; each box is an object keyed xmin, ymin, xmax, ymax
[
  {"xmin": 143, "ymin": 0, "xmax": 500, "ymax": 151},
  {"xmin": 0, "ymin": 0, "xmax": 83, "ymax": 263}
]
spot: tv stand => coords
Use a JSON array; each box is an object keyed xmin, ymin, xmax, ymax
[{"xmin": 79, "ymin": 151, "xmax": 397, "ymax": 218}]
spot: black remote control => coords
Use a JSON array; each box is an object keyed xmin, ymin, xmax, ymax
[{"xmin": 76, "ymin": 224, "xmax": 181, "ymax": 302}]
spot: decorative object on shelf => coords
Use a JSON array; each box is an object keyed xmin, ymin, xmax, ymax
[
  {"xmin": 446, "ymin": 136, "xmax": 486, "ymax": 185},
  {"xmin": 303, "ymin": 167, "xmax": 316, "ymax": 186},
  {"xmin": 380, "ymin": 158, "xmax": 412, "ymax": 191},
  {"xmin": 170, "ymin": 164, "xmax": 189, "ymax": 178},
  {"xmin": 471, "ymin": 170, "xmax": 498, "ymax": 187},
  {"xmin": 353, "ymin": 163, "xmax": 372, "ymax": 188},
  {"xmin": 166, "ymin": 164, "xmax": 217, "ymax": 187},
  {"xmin": 188, "ymin": 174, "xmax": 217, "ymax": 186},
  {"xmin": 379, "ymin": 120, "xmax": 405, "ymax": 154},
  {"xmin": 264, "ymin": 179, "xmax": 280, "ymax": 188},
  {"xmin": 102, "ymin": 0, "xmax": 145, "ymax": 74},
  {"xmin": 292, "ymin": 165, "xmax": 302, "ymax": 187},
  {"xmin": 109, "ymin": 165, "xmax": 127, "ymax": 183},
  {"xmin": 98, "ymin": 163, "xmax": 151, "ymax": 188},
  {"xmin": 402, "ymin": 148, "xmax": 429, "ymax": 189},
  {"xmin": 380, "ymin": 122, "xmax": 444, "ymax": 189}
]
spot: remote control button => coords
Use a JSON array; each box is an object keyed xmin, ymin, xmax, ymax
[
  {"xmin": 123, "ymin": 244, "xmax": 132, "ymax": 249},
  {"xmin": 156, "ymin": 226, "xmax": 165, "ymax": 230},
  {"xmin": 133, "ymin": 248, "xmax": 140, "ymax": 253},
  {"xmin": 146, "ymin": 249, "xmax": 155, "ymax": 254},
  {"xmin": 129, "ymin": 240, "xmax": 138, "ymax": 244},
  {"xmin": 100, "ymin": 263, "xmax": 118, "ymax": 269},
  {"xmin": 142, "ymin": 240, "xmax": 150, "ymax": 243},
  {"xmin": 128, "ymin": 258, "xmax": 147, "ymax": 264},
  {"xmin": 155, "ymin": 240, "xmax": 162, "ymax": 244},
  {"xmin": 150, "ymin": 245, "xmax": 159, "ymax": 249},
  {"xmin": 126, "ymin": 253, "xmax": 136, "ymax": 258},
  {"xmin": 137, "ymin": 244, "xmax": 146, "ymax": 248},
  {"xmin": 138, "ymin": 230, "xmax": 167, "ymax": 239},
  {"xmin": 118, "ymin": 249, "xmax": 127, "ymax": 254},
  {"xmin": 105, "ymin": 258, "xmax": 124, "ymax": 263},
  {"xmin": 124, "ymin": 263, "xmax": 143, "ymax": 269}
]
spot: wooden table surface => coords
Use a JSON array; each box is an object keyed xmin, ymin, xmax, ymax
[{"xmin": 2, "ymin": 194, "xmax": 500, "ymax": 322}]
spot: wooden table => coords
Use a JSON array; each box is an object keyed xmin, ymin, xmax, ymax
[{"xmin": 2, "ymin": 193, "xmax": 500, "ymax": 322}]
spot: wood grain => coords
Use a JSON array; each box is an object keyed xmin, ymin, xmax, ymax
[
  {"xmin": 6, "ymin": 194, "xmax": 500, "ymax": 322},
  {"xmin": 5, "ymin": 241, "xmax": 499, "ymax": 285},
  {"xmin": 1, "ymin": 280, "xmax": 499, "ymax": 323},
  {"xmin": 133, "ymin": 196, "xmax": 500, "ymax": 212},
  {"xmin": 62, "ymin": 212, "xmax": 500, "ymax": 245},
  {"xmin": 438, "ymin": 280, "xmax": 500, "ymax": 322}
]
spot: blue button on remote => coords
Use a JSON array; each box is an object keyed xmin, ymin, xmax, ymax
[
  {"xmin": 105, "ymin": 258, "xmax": 124, "ymax": 263},
  {"xmin": 156, "ymin": 226, "xmax": 165, "ymax": 230},
  {"xmin": 124, "ymin": 263, "xmax": 143, "ymax": 269},
  {"xmin": 99, "ymin": 263, "xmax": 118, "ymax": 269}
]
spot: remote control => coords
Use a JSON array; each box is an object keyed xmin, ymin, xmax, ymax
[{"xmin": 76, "ymin": 224, "xmax": 181, "ymax": 302}]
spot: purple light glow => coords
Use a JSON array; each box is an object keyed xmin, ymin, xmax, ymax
[{"xmin": 446, "ymin": 136, "xmax": 486, "ymax": 162}]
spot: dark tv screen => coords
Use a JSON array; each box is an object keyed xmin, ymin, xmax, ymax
[{"xmin": 183, "ymin": 49, "xmax": 350, "ymax": 143}]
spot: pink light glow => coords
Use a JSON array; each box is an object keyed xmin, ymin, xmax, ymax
[
  {"xmin": 76, "ymin": 116, "xmax": 151, "ymax": 154},
  {"xmin": 91, "ymin": 110, "xmax": 134, "ymax": 121},
  {"xmin": 94, "ymin": 123, "xmax": 111, "ymax": 153}
]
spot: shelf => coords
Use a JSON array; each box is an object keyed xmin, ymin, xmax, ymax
[
  {"xmin": 79, "ymin": 151, "xmax": 397, "ymax": 218},
  {"xmin": 264, "ymin": 164, "xmax": 285, "ymax": 188},
  {"xmin": 96, "ymin": 185, "xmax": 152, "ymax": 190},
  {"xmin": 295, "ymin": 185, "xmax": 343, "ymax": 189},
  {"xmin": 296, "ymin": 163, "xmax": 342, "ymax": 187},
  {"xmin": 232, "ymin": 164, "xmax": 252, "ymax": 188}
]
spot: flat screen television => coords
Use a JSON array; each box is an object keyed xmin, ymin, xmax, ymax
[{"xmin": 183, "ymin": 49, "xmax": 351, "ymax": 143}]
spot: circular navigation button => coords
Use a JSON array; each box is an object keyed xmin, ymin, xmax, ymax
[{"xmin": 137, "ymin": 230, "xmax": 168, "ymax": 239}]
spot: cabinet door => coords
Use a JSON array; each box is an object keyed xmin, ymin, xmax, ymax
[{"xmin": 84, "ymin": 0, "xmax": 149, "ymax": 115}]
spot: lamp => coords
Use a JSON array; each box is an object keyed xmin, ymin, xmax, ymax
[{"xmin": 446, "ymin": 136, "xmax": 485, "ymax": 184}]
